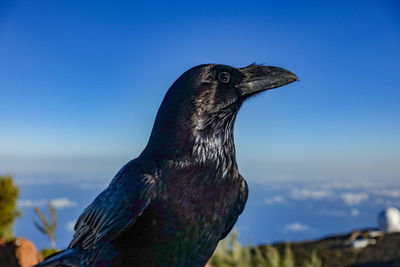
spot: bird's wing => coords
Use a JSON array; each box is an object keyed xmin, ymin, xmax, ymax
[
  {"xmin": 220, "ymin": 176, "xmax": 248, "ymax": 240},
  {"xmin": 68, "ymin": 159, "xmax": 157, "ymax": 264}
]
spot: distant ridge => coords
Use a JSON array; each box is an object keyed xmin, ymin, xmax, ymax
[{"xmin": 263, "ymin": 229, "xmax": 400, "ymax": 267}]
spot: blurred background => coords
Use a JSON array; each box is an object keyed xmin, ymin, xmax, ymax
[{"xmin": 0, "ymin": 0, "xmax": 399, "ymax": 256}]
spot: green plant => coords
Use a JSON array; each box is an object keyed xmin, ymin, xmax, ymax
[
  {"xmin": 210, "ymin": 230, "xmax": 243, "ymax": 267},
  {"xmin": 282, "ymin": 243, "xmax": 295, "ymax": 267},
  {"xmin": 210, "ymin": 230, "xmax": 288, "ymax": 267},
  {"xmin": 0, "ymin": 174, "xmax": 21, "ymax": 240},
  {"xmin": 41, "ymin": 247, "xmax": 60, "ymax": 259},
  {"xmin": 302, "ymin": 250, "xmax": 322, "ymax": 267},
  {"xmin": 252, "ymin": 245, "xmax": 272, "ymax": 267},
  {"xmin": 209, "ymin": 230, "xmax": 322, "ymax": 267},
  {"xmin": 34, "ymin": 201, "xmax": 57, "ymax": 249}
]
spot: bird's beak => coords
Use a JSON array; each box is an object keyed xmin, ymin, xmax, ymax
[{"xmin": 238, "ymin": 64, "xmax": 299, "ymax": 98}]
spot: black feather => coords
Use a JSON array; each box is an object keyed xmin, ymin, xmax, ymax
[{"xmin": 34, "ymin": 63, "xmax": 297, "ymax": 267}]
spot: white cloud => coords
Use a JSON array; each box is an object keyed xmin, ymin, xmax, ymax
[
  {"xmin": 284, "ymin": 222, "xmax": 310, "ymax": 232},
  {"xmin": 290, "ymin": 189, "xmax": 333, "ymax": 200},
  {"xmin": 351, "ymin": 208, "xmax": 360, "ymax": 217},
  {"xmin": 372, "ymin": 189, "xmax": 400, "ymax": 199},
  {"xmin": 341, "ymin": 193, "xmax": 369, "ymax": 206},
  {"xmin": 66, "ymin": 220, "xmax": 76, "ymax": 232},
  {"xmin": 51, "ymin": 198, "xmax": 78, "ymax": 209},
  {"xmin": 264, "ymin": 195, "xmax": 285, "ymax": 205},
  {"xmin": 18, "ymin": 198, "xmax": 77, "ymax": 209}
]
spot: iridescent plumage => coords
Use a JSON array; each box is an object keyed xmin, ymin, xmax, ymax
[{"xmin": 35, "ymin": 64, "xmax": 297, "ymax": 267}]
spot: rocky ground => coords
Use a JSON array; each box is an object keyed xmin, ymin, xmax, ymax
[
  {"xmin": 1, "ymin": 230, "xmax": 399, "ymax": 266},
  {"xmin": 269, "ymin": 229, "xmax": 400, "ymax": 267},
  {"xmin": 0, "ymin": 238, "xmax": 42, "ymax": 267}
]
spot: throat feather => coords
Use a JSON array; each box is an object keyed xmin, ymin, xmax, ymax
[{"xmin": 191, "ymin": 114, "xmax": 237, "ymax": 179}]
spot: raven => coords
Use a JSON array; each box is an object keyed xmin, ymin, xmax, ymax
[{"xmin": 35, "ymin": 64, "xmax": 298, "ymax": 267}]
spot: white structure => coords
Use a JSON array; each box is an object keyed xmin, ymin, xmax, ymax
[
  {"xmin": 351, "ymin": 238, "xmax": 376, "ymax": 249},
  {"xmin": 378, "ymin": 207, "xmax": 400, "ymax": 233}
]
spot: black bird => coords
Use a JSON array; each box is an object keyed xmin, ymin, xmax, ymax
[{"xmin": 35, "ymin": 64, "xmax": 298, "ymax": 267}]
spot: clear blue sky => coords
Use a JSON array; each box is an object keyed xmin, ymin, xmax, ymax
[{"xmin": 1, "ymin": 0, "xmax": 399, "ymax": 183}]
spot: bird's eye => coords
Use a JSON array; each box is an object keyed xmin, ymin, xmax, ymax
[{"xmin": 218, "ymin": 72, "xmax": 230, "ymax": 83}]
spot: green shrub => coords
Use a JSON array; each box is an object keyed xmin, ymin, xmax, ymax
[{"xmin": 0, "ymin": 175, "xmax": 21, "ymax": 240}]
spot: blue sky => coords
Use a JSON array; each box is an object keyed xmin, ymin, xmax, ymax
[{"xmin": 1, "ymin": 0, "xmax": 400, "ymax": 185}]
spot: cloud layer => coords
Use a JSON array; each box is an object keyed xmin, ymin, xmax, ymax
[
  {"xmin": 341, "ymin": 193, "xmax": 369, "ymax": 206},
  {"xmin": 18, "ymin": 198, "xmax": 77, "ymax": 209},
  {"xmin": 290, "ymin": 188, "xmax": 333, "ymax": 200}
]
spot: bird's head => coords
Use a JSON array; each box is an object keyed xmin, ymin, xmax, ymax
[{"xmin": 142, "ymin": 64, "xmax": 298, "ymax": 160}]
